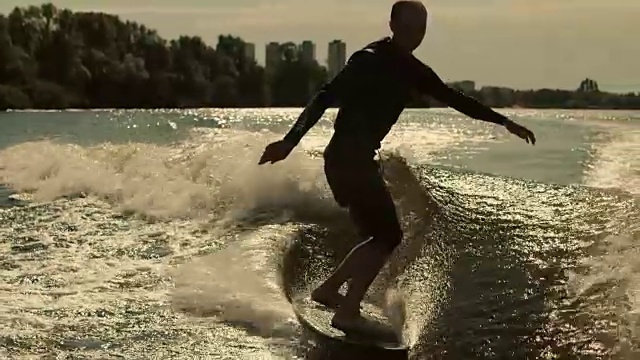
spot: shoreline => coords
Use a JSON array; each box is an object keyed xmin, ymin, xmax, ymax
[{"xmin": 3, "ymin": 106, "xmax": 640, "ymax": 112}]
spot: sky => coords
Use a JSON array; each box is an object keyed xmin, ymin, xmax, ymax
[{"xmin": 2, "ymin": 0, "xmax": 639, "ymax": 91}]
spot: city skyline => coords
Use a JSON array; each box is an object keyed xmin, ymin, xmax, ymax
[
  {"xmin": 1, "ymin": 0, "xmax": 638, "ymax": 91},
  {"xmin": 259, "ymin": 40, "xmax": 346, "ymax": 79},
  {"xmin": 250, "ymin": 41, "xmax": 598, "ymax": 93}
]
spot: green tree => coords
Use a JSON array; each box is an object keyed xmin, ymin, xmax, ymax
[
  {"xmin": 269, "ymin": 43, "xmax": 327, "ymax": 106},
  {"xmin": 0, "ymin": 3, "xmax": 638, "ymax": 110}
]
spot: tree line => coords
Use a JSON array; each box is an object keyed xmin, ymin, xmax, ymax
[{"xmin": 1, "ymin": 3, "xmax": 639, "ymax": 110}]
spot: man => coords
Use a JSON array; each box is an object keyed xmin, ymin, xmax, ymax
[{"xmin": 258, "ymin": 0, "xmax": 536, "ymax": 334}]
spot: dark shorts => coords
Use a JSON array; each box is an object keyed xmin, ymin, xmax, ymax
[{"xmin": 323, "ymin": 157, "xmax": 403, "ymax": 249}]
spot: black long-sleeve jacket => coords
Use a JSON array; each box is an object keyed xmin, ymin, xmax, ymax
[{"xmin": 283, "ymin": 37, "xmax": 508, "ymax": 160}]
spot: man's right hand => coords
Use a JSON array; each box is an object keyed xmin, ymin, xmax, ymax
[
  {"xmin": 258, "ymin": 139, "xmax": 296, "ymax": 165},
  {"xmin": 504, "ymin": 119, "xmax": 536, "ymax": 145}
]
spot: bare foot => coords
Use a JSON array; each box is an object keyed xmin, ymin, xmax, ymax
[
  {"xmin": 331, "ymin": 312, "xmax": 398, "ymax": 342},
  {"xmin": 330, "ymin": 310, "xmax": 361, "ymax": 331},
  {"xmin": 311, "ymin": 286, "xmax": 343, "ymax": 310}
]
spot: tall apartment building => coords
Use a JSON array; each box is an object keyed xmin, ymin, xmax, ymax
[
  {"xmin": 328, "ymin": 40, "xmax": 346, "ymax": 79},
  {"xmin": 244, "ymin": 42, "xmax": 256, "ymax": 62},
  {"xmin": 300, "ymin": 40, "xmax": 316, "ymax": 63},
  {"xmin": 265, "ymin": 42, "xmax": 281, "ymax": 71},
  {"xmin": 279, "ymin": 42, "xmax": 298, "ymax": 60}
]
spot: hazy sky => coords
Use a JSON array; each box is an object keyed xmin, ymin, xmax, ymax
[{"xmin": 3, "ymin": 0, "xmax": 639, "ymax": 90}]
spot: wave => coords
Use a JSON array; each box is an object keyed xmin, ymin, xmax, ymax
[
  {"xmin": 2, "ymin": 127, "xmax": 639, "ymax": 359},
  {"xmin": 0, "ymin": 128, "xmax": 328, "ymax": 221},
  {"xmin": 277, "ymin": 152, "xmax": 640, "ymax": 358}
]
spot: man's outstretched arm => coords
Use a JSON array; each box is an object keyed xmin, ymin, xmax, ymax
[
  {"xmin": 416, "ymin": 64, "xmax": 508, "ymax": 125},
  {"xmin": 258, "ymin": 50, "xmax": 375, "ymax": 164},
  {"xmin": 413, "ymin": 60, "xmax": 536, "ymax": 144},
  {"xmin": 281, "ymin": 88, "xmax": 336, "ymax": 146},
  {"xmin": 282, "ymin": 50, "xmax": 373, "ymax": 146}
]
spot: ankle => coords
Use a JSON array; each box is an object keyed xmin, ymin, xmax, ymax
[
  {"xmin": 336, "ymin": 300, "xmax": 360, "ymax": 316},
  {"xmin": 336, "ymin": 308, "xmax": 360, "ymax": 318}
]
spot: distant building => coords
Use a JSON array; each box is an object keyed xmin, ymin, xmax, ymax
[
  {"xmin": 578, "ymin": 78, "xmax": 599, "ymax": 92},
  {"xmin": 279, "ymin": 42, "xmax": 298, "ymax": 61},
  {"xmin": 479, "ymin": 86, "xmax": 515, "ymax": 106},
  {"xmin": 328, "ymin": 40, "xmax": 347, "ymax": 79},
  {"xmin": 300, "ymin": 40, "xmax": 316, "ymax": 63},
  {"xmin": 448, "ymin": 80, "xmax": 476, "ymax": 93},
  {"xmin": 265, "ymin": 42, "xmax": 281, "ymax": 71},
  {"xmin": 244, "ymin": 42, "xmax": 256, "ymax": 62}
]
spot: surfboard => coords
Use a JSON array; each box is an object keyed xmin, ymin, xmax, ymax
[{"xmin": 291, "ymin": 294, "xmax": 407, "ymax": 351}]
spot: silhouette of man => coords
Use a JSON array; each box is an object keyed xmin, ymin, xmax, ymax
[{"xmin": 259, "ymin": 0, "xmax": 535, "ymax": 334}]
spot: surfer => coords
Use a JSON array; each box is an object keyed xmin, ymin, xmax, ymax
[{"xmin": 258, "ymin": 0, "xmax": 536, "ymax": 334}]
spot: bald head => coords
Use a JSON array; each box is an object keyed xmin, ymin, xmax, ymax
[{"xmin": 389, "ymin": 0, "xmax": 428, "ymax": 52}]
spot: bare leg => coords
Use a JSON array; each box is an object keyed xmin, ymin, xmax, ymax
[
  {"xmin": 311, "ymin": 237, "xmax": 391, "ymax": 312},
  {"xmin": 312, "ymin": 237, "xmax": 374, "ymax": 306},
  {"xmin": 313, "ymin": 160, "xmax": 401, "ymax": 321},
  {"xmin": 337, "ymin": 242, "xmax": 389, "ymax": 314}
]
